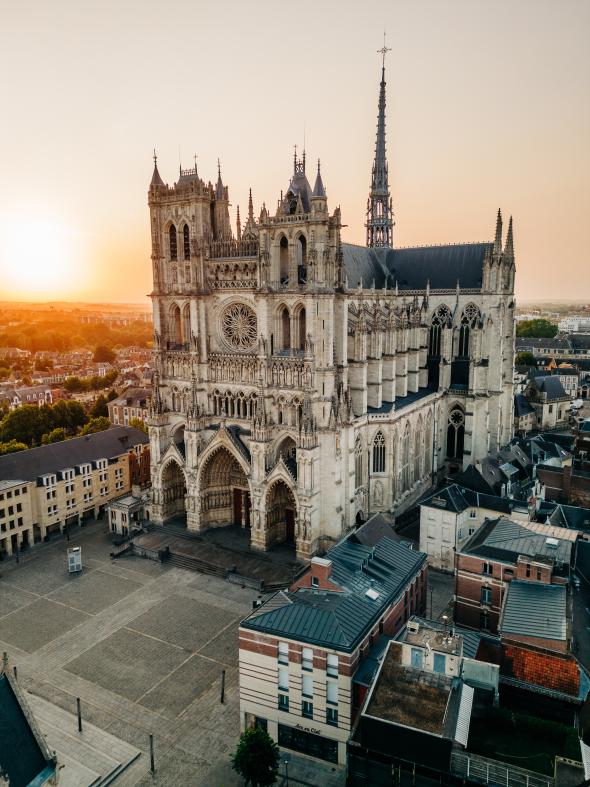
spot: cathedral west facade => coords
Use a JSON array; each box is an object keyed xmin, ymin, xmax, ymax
[{"xmin": 146, "ymin": 60, "xmax": 516, "ymax": 560}]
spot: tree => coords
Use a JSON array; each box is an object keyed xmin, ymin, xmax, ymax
[
  {"xmin": 0, "ymin": 439, "xmax": 27, "ymax": 455},
  {"xmin": 91, "ymin": 394, "xmax": 109, "ymax": 418},
  {"xmin": 106, "ymin": 389, "xmax": 118, "ymax": 402},
  {"xmin": 231, "ymin": 727, "xmax": 280, "ymax": 787},
  {"xmin": 515, "ymin": 351, "xmax": 536, "ymax": 366},
  {"xmin": 80, "ymin": 416, "xmax": 111, "ymax": 435},
  {"xmin": 129, "ymin": 417, "xmax": 148, "ymax": 434},
  {"xmin": 516, "ymin": 319, "xmax": 558, "ymax": 338},
  {"xmin": 41, "ymin": 427, "xmax": 67, "ymax": 444},
  {"xmin": 0, "ymin": 404, "xmax": 51, "ymax": 446},
  {"xmin": 93, "ymin": 345, "xmax": 116, "ymax": 364}
]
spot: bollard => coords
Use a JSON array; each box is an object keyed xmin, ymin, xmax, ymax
[
  {"xmin": 13, "ymin": 665, "xmax": 17, "ymax": 680},
  {"xmin": 149, "ymin": 734, "xmax": 155, "ymax": 774},
  {"xmin": 220, "ymin": 669, "xmax": 226, "ymax": 704},
  {"xmin": 77, "ymin": 697, "xmax": 82, "ymax": 733}
]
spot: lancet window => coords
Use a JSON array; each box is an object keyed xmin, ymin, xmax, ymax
[
  {"xmin": 169, "ymin": 224, "xmax": 177, "ymax": 261},
  {"xmin": 372, "ymin": 432, "xmax": 385, "ymax": 473}
]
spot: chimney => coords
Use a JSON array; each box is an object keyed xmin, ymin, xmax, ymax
[{"xmin": 310, "ymin": 556, "xmax": 332, "ymax": 585}]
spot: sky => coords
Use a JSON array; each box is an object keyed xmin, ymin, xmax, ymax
[{"xmin": 0, "ymin": 0, "xmax": 588, "ymax": 304}]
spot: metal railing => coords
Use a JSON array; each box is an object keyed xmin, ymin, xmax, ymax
[{"xmin": 451, "ymin": 751, "xmax": 554, "ymax": 787}]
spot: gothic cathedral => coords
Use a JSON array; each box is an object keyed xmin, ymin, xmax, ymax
[{"xmin": 146, "ymin": 60, "xmax": 516, "ymax": 560}]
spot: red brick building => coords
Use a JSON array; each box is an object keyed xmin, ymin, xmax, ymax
[
  {"xmin": 238, "ymin": 518, "xmax": 427, "ymax": 765},
  {"xmin": 455, "ymin": 517, "xmax": 578, "ymax": 634}
]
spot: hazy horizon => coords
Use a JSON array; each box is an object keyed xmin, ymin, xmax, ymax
[{"xmin": 0, "ymin": 0, "xmax": 588, "ymax": 303}]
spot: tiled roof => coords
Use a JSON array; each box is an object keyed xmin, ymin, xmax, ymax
[
  {"xmin": 502, "ymin": 645, "xmax": 579, "ymax": 697},
  {"xmin": 242, "ymin": 526, "xmax": 426, "ymax": 652},
  {"xmin": 500, "ymin": 581, "xmax": 566, "ymax": 641}
]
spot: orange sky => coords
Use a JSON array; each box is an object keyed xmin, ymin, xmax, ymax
[{"xmin": 0, "ymin": 0, "xmax": 588, "ymax": 303}]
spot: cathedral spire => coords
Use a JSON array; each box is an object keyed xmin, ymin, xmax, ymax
[
  {"xmin": 150, "ymin": 149, "xmax": 164, "ymax": 188},
  {"xmin": 312, "ymin": 159, "xmax": 326, "ymax": 197},
  {"xmin": 494, "ymin": 208, "xmax": 503, "ymax": 254},
  {"xmin": 366, "ymin": 38, "xmax": 393, "ymax": 248},
  {"xmin": 504, "ymin": 215, "xmax": 514, "ymax": 258},
  {"xmin": 248, "ymin": 188, "xmax": 254, "ymax": 222},
  {"xmin": 236, "ymin": 205, "xmax": 241, "ymax": 241}
]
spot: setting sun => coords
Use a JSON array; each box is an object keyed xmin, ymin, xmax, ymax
[{"xmin": 0, "ymin": 216, "xmax": 82, "ymax": 299}]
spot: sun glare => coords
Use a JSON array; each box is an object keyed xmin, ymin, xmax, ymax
[{"xmin": 0, "ymin": 217, "xmax": 81, "ymax": 299}]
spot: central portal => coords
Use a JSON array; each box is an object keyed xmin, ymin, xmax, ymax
[
  {"xmin": 266, "ymin": 480, "xmax": 297, "ymax": 545},
  {"xmin": 200, "ymin": 447, "xmax": 249, "ymax": 529}
]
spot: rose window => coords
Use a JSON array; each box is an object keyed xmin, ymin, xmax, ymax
[
  {"xmin": 449, "ymin": 408, "xmax": 465, "ymax": 427},
  {"xmin": 221, "ymin": 303, "xmax": 257, "ymax": 350}
]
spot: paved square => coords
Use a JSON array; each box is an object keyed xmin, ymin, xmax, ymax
[
  {"xmin": 0, "ymin": 583, "xmax": 37, "ymax": 618},
  {"xmin": 139, "ymin": 654, "xmax": 223, "ymax": 718},
  {"xmin": 65, "ymin": 627, "xmax": 187, "ymax": 701},
  {"xmin": 0, "ymin": 597, "xmax": 89, "ymax": 652},
  {"xmin": 0, "ymin": 519, "xmax": 314, "ymax": 786},
  {"xmin": 48, "ymin": 569, "xmax": 143, "ymax": 614},
  {"xmin": 126, "ymin": 594, "xmax": 238, "ymax": 651}
]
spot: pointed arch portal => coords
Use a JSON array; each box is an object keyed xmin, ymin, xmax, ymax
[
  {"xmin": 161, "ymin": 460, "xmax": 187, "ymax": 520},
  {"xmin": 266, "ymin": 479, "xmax": 297, "ymax": 544},
  {"xmin": 200, "ymin": 446, "xmax": 250, "ymax": 528}
]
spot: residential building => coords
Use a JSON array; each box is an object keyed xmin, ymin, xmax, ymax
[
  {"xmin": 0, "ymin": 426, "xmax": 149, "ymax": 557},
  {"xmin": 536, "ymin": 418, "xmax": 590, "ymax": 506},
  {"xmin": 454, "ymin": 516, "xmax": 578, "ymax": 634},
  {"xmin": 452, "ymin": 440, "xmax": 544, "ymax": 501},
  {"xmin": 0, "ymin": 385, "xmax": 53, "ymax": 410},
  {"xmin": 514, "ymin": 393, "xmax": 536, "ymax": 435},
  {"xmin": 521, "ymin": 375, "xmax": 570, "ymax": 431},
  {"xmin": 419, "ymin": 484, "xmax": 530, "ymax": 571},
  {"xmin": 146, "ymin": 56, "xmax": 516, "ymax": 560},
  {"xmin": 558, "ymin": 316, "xmax": 590, "ymax": 333},
  {"xmin": 238, "ymin": 519, "xmax": 427, "ymax": 765},
  {"xmin": 108, "ymin": 387, "xmax": 151, "ymax": 426}
]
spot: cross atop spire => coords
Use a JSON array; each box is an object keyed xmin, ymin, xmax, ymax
[
  {"xmin": 378, "ymin": 31, "xmax": 391, "ymax": 70},
  {"xmin": 366, "ymin": 40, "xmax": 394, "ymax": 248}
]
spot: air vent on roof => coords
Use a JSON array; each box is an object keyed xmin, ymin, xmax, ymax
[
  {"xmin": 407, "ymin": 621, "xmax": 420, "ymax": 634},
  {"xmin": 545, "ymin": 537, "xmax": 559, "ymax": 548},
  {"xmin": 365, "ymin": 588, "xmax": 379, "ymax": 601}
]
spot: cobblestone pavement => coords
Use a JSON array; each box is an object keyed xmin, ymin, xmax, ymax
[{"xmin": 0, "ymin": 519, "xmax": 268, "ymax": 786}]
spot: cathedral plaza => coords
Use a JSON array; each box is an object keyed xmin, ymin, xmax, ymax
[{"xmin": 0, "ymin": 519, "xmax": 286, "ymax": 786}]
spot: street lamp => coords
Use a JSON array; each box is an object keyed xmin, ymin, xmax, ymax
[{"xmin": 282, "ymin": 752, "xmax": 290, "ymax": 786}]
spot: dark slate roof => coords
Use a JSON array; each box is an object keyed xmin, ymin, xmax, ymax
[
  {"xmin": 419, "ymin": 484, "xmax": 512, "ymax": 516},
  {"xmin": 0, "ymin": 669, "xmax": 56, "ymax": 787},
  {"xmin": 242, "ymin": 526, "xmax": 426, "ymax": 652},
  {"xmin": 500, "ymin": 581, "xmax": 566, "ymax": 641},
  {"xmin": 569, "ymin": 334, "xmax": 590, "ymax": 350},
  {"xmin": 530, "ymin": 375, "xmax": 568, "ymax": 401},
  {"xmin": 545, "ymin": 503, "xmax": 590, "ymax": 532},
  {"xmin": 285, "ymin": 170, "xmax": 313, "ymax": 213},
  {"xmin": 515, "ymin": 393, "xmax": 535, "ymax": 417},
  {"xmin": 515, "ymin": 337, "xmax": 570, "ymax": 351},
  {"xmin": 462, "ymin": 517, "xmax": 574, "ymax": 565},
  {"xmin": 0, "ymin": 426, "xmax": 149, "ymax": 482},
  {"xmin": 342, "ymin": 242, "xmax": 492, "ymax": 290}
]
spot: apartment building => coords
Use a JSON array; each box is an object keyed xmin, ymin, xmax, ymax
[
  {"xmin": 238, "ymin": 520, "xmax": 427, "ymax": 765},
  {"xmin": 418, "ymin": 484, "xmax": 534, "ymax": 572},
  {"xmin": 0, "ymin": 426, "xmax": 149, "ymax": 557},
  {"xmin": 108, "ymin": 387, "xmax": 151, "ymax": 426},
  {"xmin": 454, "ymin": 517, "xmax": 579, "ymax": 634}
]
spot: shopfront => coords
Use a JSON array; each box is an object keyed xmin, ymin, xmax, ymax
[{"xmin": 278, "ymin": 723, "xmax": 338, "ymax": 763}]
